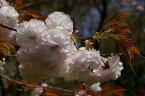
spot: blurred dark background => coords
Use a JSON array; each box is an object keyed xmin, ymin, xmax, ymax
[{"xmin": 9, "ymin": 0, "xmax": 145, "ymax": 95}]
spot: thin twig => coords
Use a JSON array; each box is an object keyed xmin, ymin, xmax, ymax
[
  {"xmin": 0, "ymin": 75, "xmax": 73, "ymax": 93},
  {"xmin": 4, "ymin": 54, "xmax": 17, "ymax": 57},
  {"xmin": 76, "ymin": 36, "xmax": 93, "ymax": 40},
  {"xmin": 0, "ymin": 24, "xmax": 17, "ymax": 31}
]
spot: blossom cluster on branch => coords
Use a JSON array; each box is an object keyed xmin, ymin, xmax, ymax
[
  {"xmin": 0, "ymin": 0, "xmax": 18, "ymax": 43},
  {"xmin": 0, "ymin": 0, "xmax": 124, "ymax": 84}
]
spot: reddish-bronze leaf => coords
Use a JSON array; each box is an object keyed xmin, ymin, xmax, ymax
[
  {"xmin": 43, "ymin": 92, "xmax": 60, "ymax": 96},
  {"xmin": 102, "ymin": 12, "xmax": 132, "ymax": 27},
  {"xmin": 0, "ymin": 27, "xmax": 16, "ymax": 59},
  {"xmin": 10, "ymin": 0, "xmax": 30, "ymax": 10},
  {"xmin": 116, "ymin": 35, "xmax": 144, "ymax": 74},
  {"xmin": 129, "ymin": 39, "xmax": 144, "ymax": 57},
  {"xmin": 4, "ymin": 80, "xmax": 12, "ymax": 89},
  {"xmin": 43, "ymin": 88, "xmax": 66, "ymax": 96},
  {"xmin": 117, "ymin": 35, "xmax": 143, "ymax": 57},
  {"xmin": 0, "ymin": 40, "xmax": 16, "ymax": 54},
  {"xmin": 16, "ymin": 3, "xmax": 30, "ymax": 10},
  {"xmin": 15, "ymin": 0, "xmax": 24, "ymax": 4},
  {"xmin": 101, "ymin": 60, "xmax": 110, "ymax": 70},
  {"xmin": 117, "ymin": 36, "xmax": 133, "ymax": 60},
  {"xmin": 3, "ymin": 74, "xmax": 15, "ymax": 88},
  {"xmin": 116, "ymin": 35, "xmax": 135, "ymax": 73},
  {"xmin": 85, "ymin": 40, "xmax": 93, "ymax": 50},
  {"xmin": 99, "ymin": 12, "xmax": 144, "ymax": 75},
  {"xmin": 101, "ymin": 85, "xmax": 126, "ymax": 96},
  {"xmin": 19, "ymin": 9, "xmax": 45, "ymax": 22},
  {"xmin": 74, "ymin": 83, "xmax": 88, "ymax": 96},
  {"xmin": 108, "ymin": 24, "xmax": 131, "ymax": 35}
]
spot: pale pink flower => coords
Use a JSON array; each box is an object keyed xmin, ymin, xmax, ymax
[
  {"xmin": 17, "ymin": 15, "xmax": 75, "ymax": 82},
  {"xmin": 16, "ymin": 19, "xmax": 48, "ymax": 46},
  {"xmin": 0, "ymin": 5, "xmax": 18, "ymax": 42},
  {"xmin": 0, "ymin": 5, "xmax": 18, "ymax": 28},
  {"xmin": 16, "ymin": 11, "xmax": 123, "ymax": 83},
  {"xmin": 90, "ymin": 55, "xmax": 123, "ymax": 82},
  {"xmin": 0, "ymin": 0, "xmax": 9, "ymax": 7},
  {"xmin": 59, "ymin": 53, "xmax": 123, "ymax": 83},
  {"xmin": 58, "ymin": 48, "xmax": 102, "ymax": 82},
  {"xmin": 89, "ymin": 82, "xmax": 102, "ymax": 92},
  {"xmin": 17, "ymin": 35, "xmax": 75, "ymax": 82},
  {"xmin": 45, "ymin": 12, "xmax": 73, "ymax": 34}
]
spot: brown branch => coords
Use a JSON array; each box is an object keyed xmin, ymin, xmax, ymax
[
  {"xmin": 0, "ymin": 75, "xmax": 73, "ymax": 93},
  {"xmin": 76, "ymin": 36, "xmax": 93, "ymax": 40},
  {"xmin": 4, "ymin": 54, "xmax": 16, "ymax": 57},
  {"xmin": 0, "ymin": 24, "xmax": 17, "ymax": 31}
]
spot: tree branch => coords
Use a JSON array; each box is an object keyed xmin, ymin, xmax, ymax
[
  {"xmin": 0, "ymin": 75, "xmax": 73, "ymax": 93},
  {"xmin": 76, "ymin": 36, "xmax": 93, "ymax": 40},
  {"xmin": 0, "ymin": 24, "xmax": 17, "ymax": 31}
]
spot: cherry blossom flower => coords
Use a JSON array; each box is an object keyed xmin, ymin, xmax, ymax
[
  {"xmin": 0, "ymin": 5, "xmax": 18, "ymax": 28},
  {"xmin": 0, "ymin": 5, "xmax": 18, "ymax": 42},
  {"xmin": 45, "ymin": 12, "xmax": 73, "ymax": 34},
  {"xmin": 90, "ymin": 55, "xmax": 123, "ymax": 82},
  {"xmin": 0, "ymin": 0, "xmax": 9, "ymax": 7},
  {"xmin": 89, "ymin": 82, "xmax": 102, "ymax": 92},
  {"xmin": 16, "ymin": 19, "xmax": 48, "ymax": 46},
  {"xmin": 17, "ymin": 12, "xmax": 75, "ymax": 81},
  {"xmin": 16, "ymin": 11, "xmax": 123, "ymax": 83},
  {"xmin": 58, "ymin": 48, "xmax": 102, "ymax": 82},
  {"xmin": 59, "ymin": 53, "xmax": 123, "ymax": 83}
]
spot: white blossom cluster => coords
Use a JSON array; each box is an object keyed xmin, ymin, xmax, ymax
[
  {"xmin": 0, "ymin": 0, "xmax": 124, "ymax": 83},
  {"xmin": 0, "ymin": 0, "xmax": 19, "ymax": 42},
  {"xmin": 16, "ymin": 12, "xmax": 76, "ymax": 82},
  {"xmin": 16, "ymin": 12, "xmax": 123, "ymax": 83},
  {"xmin": 58, "ymin": 49, "xmax": 102, "ymax": 81},
  {"xmin": 59, "ymin": 50, "xmax": 123, "ymax": 83}
]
